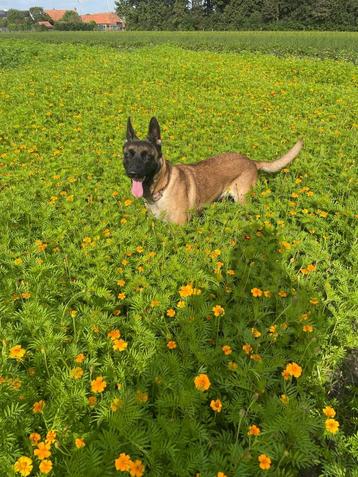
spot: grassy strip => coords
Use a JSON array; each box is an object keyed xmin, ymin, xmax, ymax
[{"xmin": 1, "ymin": 30, "xmax": 358, "ymax": 62}]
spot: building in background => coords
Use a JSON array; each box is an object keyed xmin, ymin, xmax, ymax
[{"xmin": 80, "ymin": 12, "xmax": 124, "ymax": 31}]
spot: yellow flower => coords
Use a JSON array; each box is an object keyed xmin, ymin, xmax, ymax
[
  {"xmin": 323, "ymin": 406, "xmax": 336, "ymax": 417},
  {"xmin": 228, "ymin": 361, "xmax": 238, "ymax": 370},
  {"xmin": 283, "ymin": 362, "xmax": 302, "ymax": 379},
  {"xmin": 177, "ymin": 300, "xmax": 186, "ymax": 308},
  {"xmin": 210, "ymin": 399, "xmax": 222, "ymax": 413},
  {"xmin": 247, "ymin": 424, "xmax": 261, "ymax": 436},
  {"xmin": 129, "ymin": 459, "xmax": 145, "ymax": 477},
  {"xmin": 9, "ymin": 345, "xmax": 26, "ymax": 361},
  {"xmin": 34, "ymin": 442, "xmax": 51, "ymax": 460},
  {"xmin": 75, "ymin": 353, "xmax": 85, "ymax": 363},
  {"xmin": 124, "ymin": 199, "xmax": 133, "ymax": 207},
  {"xmin": 14, "ymin": 258, "xmax": 23, "ymax": 265},
  {"xmin": 166, "ymin": 308, "xmax": 176, "ymax": 317},
  {"xmin": 212, "ymin": 305, "xmax": 225, "ymax": 317},
  {"xmin": 263, "ymin": 290, "xmax": 272, "ymax": 298},
  {"xmin": 222, "ymin": 345, "xmax": 232, "ymax": 355},
  {"xmin": 242, "ymin": 344, "xmax": 252, "ymax": 354},
  {"xmin": 91, "ymin": 376, "xmax": 107, "ymax": 393},
  {"xmin": 167, "ymin": 340, "xmax": 177, "ymax": 350},
  {"xmin": 136, "ymin": 246, "xmax": 143, "ymax": 253},
  {"xmin": 150, "ymin": 299, "xmax": 160, "ymax": 307},
  {"xmin": 280, "ymin": 394, "xmax": 289, "ymax": 404},
  {"xmin": 310, "ymin": 297, "xmax": 319, "ymax": 305},
  {"xmin": 251, "ymin": 327, "xmax": 261, "ymax": 338},
  {"xmin": 118, "ymin": 292, "xmax": 126, "ymax": 300},
  {"xmin": 217, "ymin": 473, "xmax": 228, "ymax": 477},
  {"xmin": 70, "ymin": 367, "xmax": 84, "ymax": 379},
  {"xmin": 111, "ymin": 397, "xmax": 123, "ymax": 412},
  {"xmin": 33, "ymin": 400, "xmax": 45, "ymax": 413},
  {"xmin": 227, "ymin": 269, "xmax": 235, "ymax": 276},
  {"xmin": 278, "ymin": 290, "xmax": 288, "ymax": 297},
  {"xmin": 325, "ymin": 418, "xmax": 339, "ymax": 434},
  {"xmin": 251, "ymin": 288, "xmax": 262, "ymax": 297},
  {"xmin": 115, "ymin": 453, "xmax": 132, "ymax": 471},
  {"xmin": 303, "ymin": 324, "xmax": 314, "ymax": 332},
  {"xmin": 113, "ymin": 339, "xmax": 128, "ymax": 352},
  {"xmin": 39, "ymin": 459, "xmax": 52, "ymax": 474},
  {"xmin": 136, "ymin": 391, "xmax": 149, "ymax": 403},
  {"xmin": 250, "ymin": 353, "xmax": 262, "ymax": 362},
  {"xmin": 258, "ymin": 454, "xmax": 271, "ymax": 470},
  {"xmin": 29, "ymin": 433, "xmax": 41, "ymax": 445},
  {"xmin": 179, "ymin": 284, "xmax": 194, "ymax": 297},
  {"xmin": 14, "ymin": 456, "xmax": 33, "ymax": 476},
  {"xmin": 75, "ymin": 437, "xmax": 86, "ymax": 448},
  {"xmin": 117, "ymin": 279, "xmax": 126, "ymax": 287},
  {"xmin": 45, "ymin": 430, "xmax": 56, "ymax": 446},
  {"xmin": 194, "ymin": 373, "xmax": 211, "ymax": 391}
]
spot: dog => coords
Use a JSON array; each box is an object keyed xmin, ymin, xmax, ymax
[{"xmin": 123, "ymin": 117, "xmax": 303, "ymax": 225}]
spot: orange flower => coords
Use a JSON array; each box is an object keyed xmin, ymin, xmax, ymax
[
  {"xmin": 33, "ymin": 400, "xmax": 45, "ymax": 413},
  {"xmin": 150, "ymin": 299, "xmax": 160, "ymax": 307},
  {"xmin": 107, "ymin": 329, "xmax": 121, "ymax": 340},
  {"xmin": 251, "ymin": 288, "xmax": 262, "ymax": 297},
  {"xmin": 166, "ymin": 308, "xmax": 176, "ymax": 317},
  {"xmin": 325, "ymin": 418, "xmax": 339, "ymax": 434},
  {"xmin": 29, "ymin": 433, "xmax": 41, "ymax": 445},
  {"xmin": 45, "ymin": 430, "xmax": 56, "ymax": 446},
  {"xmin": 70, "ymin": 367, "xmax": 84, "ymax": 379},
  {"xmin": 286, "ymin": 362, "xmax": 302, "ymax": 378},
  {"xmin": 212, "ymin": 305, "xmax": 225, "ymax": 317},
  {"xmin": 194, "ymin": 373, "xmax": 211, "ymax": 391},
  {"xmin": 250, "ymin": 354, "xmax": 262, "ymax": 362},
  {"xmin": 179, "ymin": 284, "xmax": 194, "ymax": 297},
  {"xmin": 39, "ymin": 459, "xmax": 52, "ymax": 474},
  {"xmin": 278, "ymin": 290, "xmax": 288, "ymax": 297},
  {"xmin": 91, "ymin": 376, "xmax": 107, "ymax": 393},
  {"xmin": 129, "ymin": 459, "xmax": 145, "ymax": 477},
  {"xmin": 222, "ymin": 345, "xmax": 232, "ymax": 355},
  {"xmin": 251, "ymin": 327, "xmax": 261, "ymax": 338},
  {"xmin": 258, "ymin": 454, "xmax": 271, "ymax": 470},
  {"xmin": 113, "ymin": 339, "xmax": 128, "ymax": 352},
  {"xmin": 75, "ymin": 437, "xmax": 85, "ymax": 448},
  {"xmin": 74, "ymin": 353, "xmax": 85, "ymax": 363},
  {"xmin": 115, "ymin": 453, "xmax": 132, "ymax": 471},
  {"xmin": 303, "ymin": 324, "xmax": 313, "ymax": 332},
  {"xmin": 247, "ymin": 424, "xmax": 261, "ymax": 436},
  {"xmin": 14, "ymin": 456, "xmax": 33, "ymax": 476},
  {"xmin": 87, "ymin": 396, "xmax": 97, "ymax": 407},
  {"xmin": 118, "ymin": 292, "xmax": 126, "ymax": 300},
  {"xmin": 282, "ymin": 368, "xmax": 291, "ymax": 380},
  {"xmin": 263, "ymin": 290, "xmax": 272, "ymax": 298},
  {"xmin": 269, "ymin": 325, "xmax": 277, "ymax": 334},
  {"xmin": 323, "ymin": 406, "xmax": 336, "ymax": 418},
  {"xmin": 210, "ymin": 399, "xmax": 222, "ymax": 413},
  {"xmin": 34, "ymin": 442, "xmax": 51, "ymax": 460},
  {"xmin": 167, "ymin": 340, "xmax": 177, "ymax": 350},
  {"xmin": 242, "ymin": 344, "xmax": 252, "ymax": 355},
  {"xmin": 217, "ymin": 473, "xmax": 228, "ymax": 477},
  {"xmin": 310, "ymin": 297, "xmax": 319, "ymax": 305},
  {"xmin": 117, "ymin": 279, "xmax": 126, "ymax": 287},
  {"xmin": 9, "ymin": 345, "xmax": 26, "ymax": 361}
]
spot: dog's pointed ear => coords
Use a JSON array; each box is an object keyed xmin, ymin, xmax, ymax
[
  {"xmin": 126, "ymin": 117, "xmax": 138, "ymax": 142},
  {"xmin": 147, "ymin": 117, "xmax": 161, "ymax": 146}
]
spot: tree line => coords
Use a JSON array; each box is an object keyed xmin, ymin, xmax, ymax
[{"xmin": 115, "ymin": 0, "xmax": 358, "ymax": 30}]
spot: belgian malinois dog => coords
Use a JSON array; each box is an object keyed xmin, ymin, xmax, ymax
[{"xmin": 123, "ymin": 117, "xmax": 303, "ymax": 225}]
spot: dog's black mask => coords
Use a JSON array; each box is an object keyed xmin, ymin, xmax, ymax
[{"xmin": 123, "ymin": 117, "xmax": 162, "ymax": 198}]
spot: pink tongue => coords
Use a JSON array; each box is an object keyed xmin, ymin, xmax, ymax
[{"xmin": 131, "ymin": 180, "xmax": 144, "ymax": 198}]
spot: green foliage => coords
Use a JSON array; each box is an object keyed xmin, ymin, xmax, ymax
[{"xmin": 0, "ymin": 39, "xmax": 357, "ymax": 476}]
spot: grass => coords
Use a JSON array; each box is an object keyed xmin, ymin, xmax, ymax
[
  {"xmin": 0, "ymin": 38, "xmax": 357, "ymax": 477},
  {"xmin": 1, "ymin": 30, "xmax": 358, "ymax": 62}
]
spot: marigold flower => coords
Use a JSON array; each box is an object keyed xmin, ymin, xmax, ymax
[
  {"xmin": 118, "ymin": 292, "xmax": 126, "ymax": 300},
  {"xmin": 248, "ymin": 424, "xmax": 261, "ymax": 436},
  {"xmin": 310, "ymin": 297, "xmax": 319, "ymax": 305},
  {"xmin": 136, "ymin": 246, "xmax": 143, "ymax": 253},
  {"xmin": 323, "ymin": 406, "xmax": 336, "ymax": 417},
  {"xmin": 117, "ymin": 279, "xmax": 126, "ymax": 287},
  {"xmin": 34, "ymin": 442, "xmax": 51, "ymax": 460},
  {"xmin": 14, "ymin": 456, "xmax": 33, "ymax": 476},
  {"xmin": 263, "ymin": 290, "xmax": 272, "ymax": 298},
  {"xmin": 251, "ymin": 288, "xmax": 262, "ymax": 297},
  {"xmin": 113, "ymin": 339, "xmax": 128, "ymax": 352},
  {"xmin": 111, "ymin": 398, "xmax": 123, "ymax": 412},
  {"xmin": 45, "ymin": 430, "xmax": 56, "ymax": 445},
  {"xmin": 227, "ymin": 269, "xmax": 235, "ymax": 276},
  {"xmin": 115, "ymin": 453, "xmax": 132, "ymax": 471},
  {"xmin": 70, "ymin": 309, "xmax": 77, "ymax": 318},
  {"xmin": 278, "ymin": 290, "xmax": 288, "ymax": 297},
  {"xmin": 108, "ymin": 329, "xmax": 121, "ymax": 340},
  {"xmin": 194, "ymin": 373, "xmax": 211, "ymax": 391},
  {"xmin": 9, "ymin": 345, "xmax": 26, "ymax": 361},
  {"xmin": 258, "ymin": 454, "xmax": 271, "ymax": 470},
  {"xmin": 280, "ymin": 394, "xmax": 289, "ymax": 404},
  {"xmin": 269, "ymin": 325, "xmax": 277, "ymax": 334},
  {"xmin": 14, "ymin": 258, "xmax": 23, "ymax": 265},
  {"xmin": 251, "ymin": 327, "xmax": 261, "ymax": 338},
  {"xmin": 325, "ymin": 418, "xmax": 339, "ymax": 433},
  {"xmin": 39, "ymin": 459, "xmax": 52, "ymax": 474},
  {"xmin": 222, "ymin": 345, "xmax": 232, "ymax": 355},
  {"xmin": 150, "ymin": 299, "xmax": 160, "ymax": 307},
  {"xmin": 212, "ymin": 304, "xmax": 225, "ymax": 317},
  {"xmin": 136, "ymin": 391, "xmax": 148, "ymax": 402},
  {"xmin": 75, "ymin": 437, "xmax": 85, "ymax": 448},
  {"xmin": 242, "ymin": 343, "xmax": 252, "ymax": 354},
  {"xmin": 91, "ymin": 376, "xmax": 107, "ymax": 393},
  {"xmin": 217, "ymin": 473, "xmax": 227, "ymax": 477},
  {"xmin": 167, "ymin": 340, "xmax": 177, "ymax": 350},
  {"xmin": 179, "ymin": 284, "xmax": 194, "ymax": 297},
  {"xmin": 129, "ymin": 459, "xmax": 145, "ymax": 477},
  {"xmin": 228, "ymin": 361, "xmax": 238, "ymax": 370},
  {"xmin": 29, "ymin": 432, "xmax": 41, "ymax": 445},
  {"xmin": 250, "ymin": 354, "xmax": 262, "ymax": 362},
  {"xmin": 124, "ymin": 199, "xmax": 132, "ymax": 207},
  {"xmin": 166, "ymin": 308, "xmax": 176, "ymax": 317},
  {"xmin": 286, "ymin": 362, "xmax": 302, "ymax": 378},
  {"xmin": 70, "ymin": 367, "xmax": 84, "ymax": 379},
  {"xmin": 210, "ymin": 399, "xmax": 222, "ymax": 413},
  {"xmin": 303, "ymin": 324, "xmax": 313, "ymax": 332},
  {"xmin": 33, "ymin": 400, "xmax": 45, "ymax": 413},
  {"xmin": 87, "ymin": 396, "xmax": 97, "ymax": 406},
  {"xmin": 177, "ymin": 300, "xmax": 186, "ymax": 308},
  {"xmin": 75, "ymin": 353, "xmax": 86, "ymax": 363}
]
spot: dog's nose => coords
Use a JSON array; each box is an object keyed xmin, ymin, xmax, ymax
[{"xmin": 127, "ymin": 170, "xmax": 138, "ymax": 179}]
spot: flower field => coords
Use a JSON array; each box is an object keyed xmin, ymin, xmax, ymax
[{"xmin": 0, "ymin": 38, "xmax": 357, "ymax": 476}]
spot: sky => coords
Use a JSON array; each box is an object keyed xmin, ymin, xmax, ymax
[{"xmin": 0, "ymin": 0, "xmax": 116, "ymax": 14}]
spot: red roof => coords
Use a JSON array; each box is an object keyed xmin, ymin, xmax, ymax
[
  {"xmin": 44, "ymin": 9, "xmax": 71, "ymax": 21},
  {"xmin": 81, "ymin": 12, "xmax": 123, "ymax": 25}
]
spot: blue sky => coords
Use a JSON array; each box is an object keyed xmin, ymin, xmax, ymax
[{"xmin": 0, "ymin": 0, "xmax": 116, "ymax": 14}]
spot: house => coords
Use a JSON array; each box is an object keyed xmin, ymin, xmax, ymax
[
  {"xmin": 44, "ymin": 9, "xmax": 75, "ymax": 22},
  {"xmin": 37, "ymin": 20, "xmax": 53, "ymax": 29},
  {"xmin": 80, "ymin": 12, "xmax": 124, "ymax": 31}
]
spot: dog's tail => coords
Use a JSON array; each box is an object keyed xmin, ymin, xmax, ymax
[{"xmin": 255, "ymin": 139, "xmax": 303, "ymax": 173}]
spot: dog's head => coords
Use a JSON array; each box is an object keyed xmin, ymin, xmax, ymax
[{"xmin": 123, "ymin": 117, "xmax": 162, "ymax": 198}]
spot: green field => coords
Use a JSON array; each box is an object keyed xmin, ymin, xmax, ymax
[
  {"xmin": 0, "ymin": 36, "xmax": 357, "ymax": 477},
  {"xmin": 1, "ymin": 30, "xmax": 358, "ymax": 62}
]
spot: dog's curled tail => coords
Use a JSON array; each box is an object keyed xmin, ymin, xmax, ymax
[{"xmin": 255, "ymin": 139, "xmax": 304, "ymax": 173}]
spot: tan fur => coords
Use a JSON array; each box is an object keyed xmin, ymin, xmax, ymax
[{"xmin": 144, "ymin": 140, "xmax": 303, "ymax": 225}]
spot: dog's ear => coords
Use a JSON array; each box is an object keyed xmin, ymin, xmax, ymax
[
  {"xmin": 126, "ymin": 117, "xmax": 138, "ymax": 142},
  {"xmin": 147, "ymin": 117, "xmax": 161, "ymax": 146}
]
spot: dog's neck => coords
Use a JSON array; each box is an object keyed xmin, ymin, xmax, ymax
[{"xmin": 144, "ymin": 157, "xmax": 172, "ymax": 202}]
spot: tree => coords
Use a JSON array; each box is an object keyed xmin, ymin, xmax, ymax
[{"xmin": 62, "ymin": 10, "xmax": 82, "ymax": 23}]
